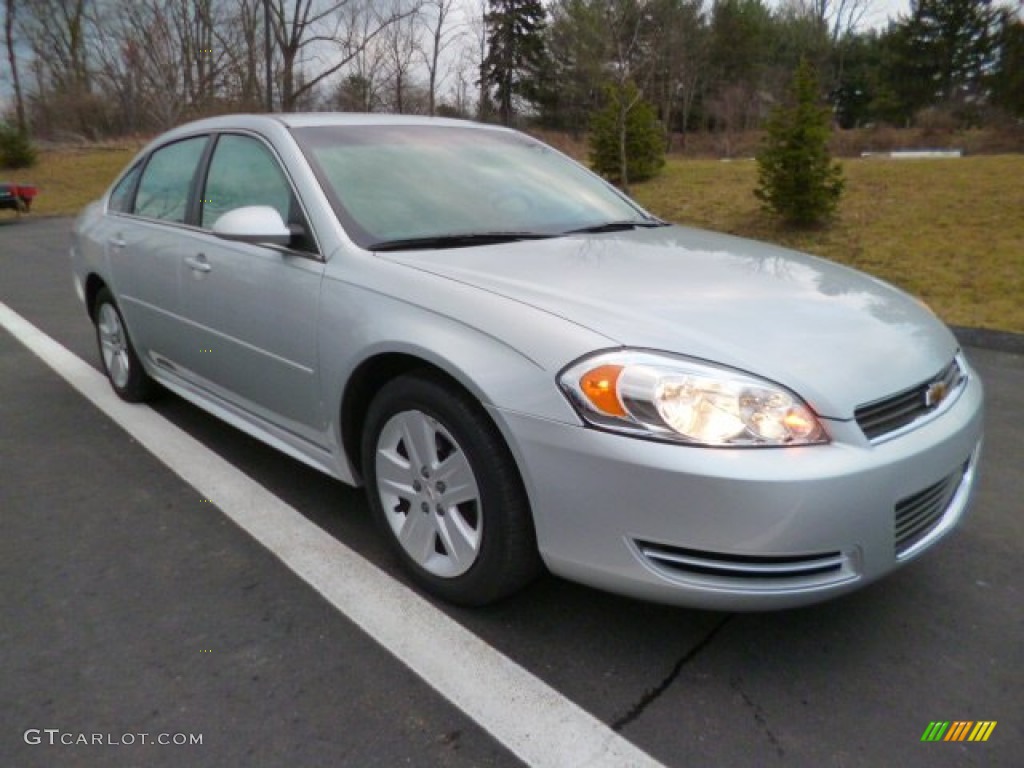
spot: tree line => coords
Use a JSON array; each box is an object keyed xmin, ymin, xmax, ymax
[
  {"xmin": 521, "ymin": 0, "xmax": 1023, "ymax": 140},
  {"xmin": 2, "ymin": 0, "xmax": 470, "ymax": 137},
  {"xmin": 2, "ymin": 0, "xmax": 1023, "ymax": 141}
]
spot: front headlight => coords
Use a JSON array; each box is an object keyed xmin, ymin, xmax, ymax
[{"xmin": 558, "ymin": 351, "xmax": 827, "ymax": 447}]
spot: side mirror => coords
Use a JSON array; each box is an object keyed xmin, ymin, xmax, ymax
[{"xmin": 212, "ymin": 205, "xmax": 292, "ymax": 246}]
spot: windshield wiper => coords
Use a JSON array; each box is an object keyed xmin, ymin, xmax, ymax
[
  {"xmin": 369, "ymin": 232, "xmax": 556, "ymax": 252},
  {"xmin": 564, "ymin": 219, "xmax": 669, "ymax": 234}
]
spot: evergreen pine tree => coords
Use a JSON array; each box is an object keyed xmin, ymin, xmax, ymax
[
  {"xmin": 991, "ymin": 15, "xmax": 1024, "ymax": 119},
  {"xmin": 755, "ymin": 60, "xmax": 844, "ymax": 227},
  {"xmin": 588, "ymin": 81, "xmax": 665, "ymax": 189},
  {"xmin": 0, "ymin": 123, "xmax": 37, "ymax": 170},
  {"xmin": 481, "ymin": 0, "xmax": 548, "ymax": 126},
  {"xmin": 892, "ymin": 0, "xmax": 1002, "ymax": 117}
]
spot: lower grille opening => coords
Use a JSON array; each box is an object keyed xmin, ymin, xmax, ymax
[
  {"xmin": 895, "ymin": 463, "xmax": 968, "ymax": 556},
  {"xmin": 635, "ymin": 541, "xmax": 846, "ymax": 581}
]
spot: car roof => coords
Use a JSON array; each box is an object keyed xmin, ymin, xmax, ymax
[
  {"xmin": 159, "ymin": 112, "xmax": 510, "ymax": 137},
  {"xmin": 275, "ymin": 112, "xmax": 493, "ymax": 129}
]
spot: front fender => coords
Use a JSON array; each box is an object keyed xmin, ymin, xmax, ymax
[{"xmin": 317, "ymin": 256, "xmax": 614, "ymax": 480}]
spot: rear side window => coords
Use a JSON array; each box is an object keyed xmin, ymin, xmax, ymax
[
  {"xmin": 108, "ymin": 164, "xmax": 141, "ymax": 213},
  {"xmin": 134, "ymin": 137, "xmax": 208, "ymax": 223}
]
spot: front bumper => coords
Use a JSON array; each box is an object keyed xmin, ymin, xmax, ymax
[{"xmin": 495, "ymin": 367, "xmax": 984, "ymax": 610}]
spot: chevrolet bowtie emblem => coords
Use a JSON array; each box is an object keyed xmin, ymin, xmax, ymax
[{"xmin": 925, "ymin": 380, "xmax": 949, "ymax": 408}]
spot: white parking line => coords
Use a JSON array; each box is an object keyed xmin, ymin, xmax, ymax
[{"xmin": 0, "ymin": 301, "xmax": 667, "ymax": 768}]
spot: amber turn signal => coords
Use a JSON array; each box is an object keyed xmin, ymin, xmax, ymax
[{"xmin": 580, "ymin": 365, "xmax": 627, "ymax": 416}]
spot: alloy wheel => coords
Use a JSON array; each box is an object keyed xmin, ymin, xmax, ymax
[
  {"xmin": 374, "ymin": 409, "xmax": 483, "ymax": 578},
  {"xmin": 97, "ymin": 303, "xmax": 131, "ymax": 389}
]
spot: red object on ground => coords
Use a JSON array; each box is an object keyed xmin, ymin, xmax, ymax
[{"xmin": 0, "ymin": 182, "xmax": 38, "ymax": 212}]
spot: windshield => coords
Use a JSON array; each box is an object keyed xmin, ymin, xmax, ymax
[{"xmin": 292, "ymin": 124, "xmax": 653, "ymax": 249}]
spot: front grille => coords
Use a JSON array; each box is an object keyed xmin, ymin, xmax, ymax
[
  {"xmin": 894, "ymin": 464, "xmax": 968, "ymax": 556},
  {"xmin": 636, "ymin": 541, "xmax": 846, "ymax": 582},
  {"xmin": 855, "ymin": 358, "xmax": 963, "ymax": 441}
]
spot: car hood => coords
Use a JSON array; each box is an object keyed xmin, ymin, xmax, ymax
[{"xmin": 383, "ymin": 225, "xmax": 958, "ymax": 419}]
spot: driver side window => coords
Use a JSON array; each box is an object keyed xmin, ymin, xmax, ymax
[{"xmin": 201, "ymin": 134, "xmax": 315, "ymax": 254}]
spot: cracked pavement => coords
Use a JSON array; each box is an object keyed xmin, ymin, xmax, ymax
[{"xmin": 612, "ymin": 615, "xmax": 735, "ymax": 732}]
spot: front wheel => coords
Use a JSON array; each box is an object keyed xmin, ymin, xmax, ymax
[
  {"xmin": 93, "ymin": 287, "xmax": 157, "ymax": 402},
  {"xmin": 361, "ymin": 373, "xmax": 541, "ymax": 606}
]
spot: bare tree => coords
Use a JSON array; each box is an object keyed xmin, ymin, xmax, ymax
[
  {"xmin": 467, "ymin": 0, "xmax": 489, "ymax": 119},
  {"xmin": 805, "ymin": 0, "xmax": 873, "ymax": 44},
  {"xmin": 419, "ymin": 0, "xmax": 460, "ymax": 115},
  {"xmin": 91, "ymin": 0, "xmax": 267, "ymax": 126},
  {"xmin": 602, "ymin": 0, "xmax": 654, "ymax": 191},
  {"xmin": 449, "ymin": 39, "xmax": 480, "ymax": 116},
  {"xmin": 333, "ymin": 3, "xmax": 389, "ymax": 111},
  {"xmin": 91, "ymin": 0, "xmax": 191, "ymax": 130},
  {"xmin": 648, "ymin": 0, "xmax": 706, "ymax": 149},
  {"xmin": 381, "ymin": 3, "xmax": 420, "ymax": 113},
  {"xmin": 19, "ymin": 0, "xmax": 107, "ymax": 136},
  {"xmin": 86, "ymin": 2, "xmax": 140, "ymax": 132},
  {"xmin": 787, "ymin": 0, "xmax": 872, "ymax": 86},
  {"xmin": 22, "ymin": 0, "xmax": 91, "ymax": 93},
  {"xmin": 4, "ymin": 0, "xmax": 27, "ymax": 131},
  {"xmin": 707, "ymin": 82, "xmax": 762, "ymax": 156},
  {"xmin": 268, "ymin": 0, "xmax": 419, "ymax": 112},
  {"xmin": 213, "ymin": 0, "xmax": 269, "ymax": 109},
  {"xmin": 165, "ymin": 0, "xmax": 222, "ymax": 112}
]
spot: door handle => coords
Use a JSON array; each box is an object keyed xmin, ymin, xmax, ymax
[{"xmin": 184, "ymin": 254, "xmax": 212, "ymax": 273}]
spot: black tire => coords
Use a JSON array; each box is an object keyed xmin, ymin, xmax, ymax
[
  {"xmin": 93, "ymin": 287, "xmax": 157, "ymax": 402},
  {"xmin": 361, "ymin": 372, "xmax": 542, "ymax": 606}
]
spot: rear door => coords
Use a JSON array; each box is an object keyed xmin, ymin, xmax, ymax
[
  {"xmin": 105, "ymin": 135, "xmax": 210, "ymax": 368},
  {"xmin": 175, "ymin": 132, "xmax": 325, "ymax": 440}
]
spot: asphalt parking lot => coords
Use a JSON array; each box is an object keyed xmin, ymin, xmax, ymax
[{"xmin": 2, "ymin": 216, "xmax": 1021, "ymax": 767}]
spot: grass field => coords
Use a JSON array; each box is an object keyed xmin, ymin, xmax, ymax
[
  {"xmin": 4, "ymin": 147, "xmax": 1022, "ymax": 333},
  {"xmin": 2, "ymin": 144, "xmax": 142, "ymax": 218}
]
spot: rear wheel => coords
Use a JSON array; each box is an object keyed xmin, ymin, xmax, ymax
[
  {"xmin": 361, "ymin": 372, "xmax": 541, "ymax": 606},
  {"xmin": 93, "ymin": 287, "xmax": 157, "ymax": 402}
]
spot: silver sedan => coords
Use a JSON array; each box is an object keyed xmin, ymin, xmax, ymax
[{"xmin": 71, "ymin": 114, "xmax": 984, "ymax": 608}]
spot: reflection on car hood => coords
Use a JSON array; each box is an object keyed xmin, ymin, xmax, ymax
[{"xmin": 384, "ymin": 225, "xmax": 958, "ymax": 418}]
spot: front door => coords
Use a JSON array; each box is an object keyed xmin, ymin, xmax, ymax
[{"xmin": 176, "ymin": 133, "xmax": 325, "ymax": 440}]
